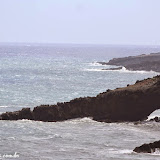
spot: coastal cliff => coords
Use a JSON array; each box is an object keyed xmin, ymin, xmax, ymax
[
  {"xmin": 1, "ymin": 75, "xmax": 160, "ymax": 122},
  {"xmin": 99, "ymin": 52, "xmax": 160, "ymax": 72}
]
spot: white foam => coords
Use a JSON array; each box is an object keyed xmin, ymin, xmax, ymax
[
  {"xmin": 102, "ymin": 66, "xmax": 156, "ymax": 74},
  {"xmin": 85, "ymin": 66, "xmax": 158, "ymax": 74},
  {"xmin": 108, "ymin": 148, "xmax": 132, "ymax": 154},
  {"xmin": 7, "ymin": 137, "xmax": 16, "ymax": 140},
  {"xmin": 147, "ymin": 109, "xmax": 160, "ymax": 121},
  {"xmin": 15, "ymin": 75, "xmax": 21, "ymax": 77},
  {"xmin": 118, "ymin": 149, "xmax": 133, "ymax": 154},
  {"xmin": 88, "ymin": 62, "xmax": 103, "ymax": 66},
  {"xmin": 0, "ymin": 106, "xmax": 9, "ymax": 108},
  {"xmin": 152, "ymin": 148, "xmax": 160, "ymax": 155},
  {"xmin": 119, "ymin": 67, "xmax": 158, "ymax": 74},
  {"xmin": 17, "ymin": 119, "xmax": 34, "ymax": 123},
  {"xmin": 64, "ymin": 117, "xmax": 96, "ymax": 124}
]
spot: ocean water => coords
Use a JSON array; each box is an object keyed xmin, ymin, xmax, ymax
[{"xmin": 0, "ymin": 43, "xmax": 160, "ymax": 160}]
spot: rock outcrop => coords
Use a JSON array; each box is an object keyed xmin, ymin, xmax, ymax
[
  {"xmin": 98, "ymin": 53, "xmax": 160, "ymax": 72},
  {"xmin": 1, "ymin": 75, "xmax": 160, "ymax": 122},
  {"xmin": 1, "ymin": 108, "xmax": 33, "ymax": 120},
  {"xmin": 134, "ymin": 140, "xmax": 160, "ymax": 153}
]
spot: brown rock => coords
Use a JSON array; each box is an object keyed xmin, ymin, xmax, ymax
[{"xmin": 1, "ymin": 75, "xmax": 160, "ymax": 122}]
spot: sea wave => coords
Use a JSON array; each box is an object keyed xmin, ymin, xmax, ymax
[
  {"xmin": 119, "ymin": 67, "xmax": 158, "ymax": 74},
  {"xmin": 63, "ymin": 117, "xmax": 97, "ymax": 124},
  {"xmin": 88, "ymin": 62, "xmax": 103, "ymax": 66},
  {"xmin": 0, "ymin": 106, "xmax": 9, "ymax": 108},
  {"xmin": 108, "ymin": 148, "xmax": 133, "ymax": 154}
]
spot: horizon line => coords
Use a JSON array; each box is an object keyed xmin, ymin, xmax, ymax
[{"xmin": 0, "ymin": 41, "xmax": 160, "ymax": 47}]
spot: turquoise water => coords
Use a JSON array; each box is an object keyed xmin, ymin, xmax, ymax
[{"xmin": 0, "ymin": 43, "xmax": 160, "ymax": 160}]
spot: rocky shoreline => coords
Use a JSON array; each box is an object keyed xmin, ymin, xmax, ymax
[
  {"xmin": 1, "ymin": 75, "xmax": 160, "ymax": 123},
  {"xmin": 98, "ymin": 52, "xmax": 160, "ymax": 72},
  {"xmin": 1, "ymin": 70, "xmax": 160, "ymax": 154}
]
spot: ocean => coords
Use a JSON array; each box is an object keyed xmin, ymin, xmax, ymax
[{"xmin": 0, "ymin": 43, "xmax": 160, "ymax": 160}]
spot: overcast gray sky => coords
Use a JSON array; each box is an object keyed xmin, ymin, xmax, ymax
[{"xmin": 0, "ymin": 0, "xmax": 160, "ymax": 45}]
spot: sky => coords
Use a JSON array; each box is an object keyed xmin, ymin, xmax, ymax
[{"xmin": 0, "ymin": 0, "xmax": 160, "ymax": 45}]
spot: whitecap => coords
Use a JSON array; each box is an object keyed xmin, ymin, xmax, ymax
[
  {"xmin": 118, "ymin": 67, "xmax": 158, "ymax": 74},
  {"xmin": 15, "ymin": 75, "xmax": 21, "ymax": 77},
  {"xmin": 17, "ymin": 119, "xmax": 34, "ymax": 123},
  {"xmin": 108, "ymin": 148, "xmax": 133, "ymax": 154},
  {"xmin": 64, "ymin": 117, "xmax": 97, "ymax": 124},
  {"xmin": 0, "ymin": 106, "xmax": 9, "ymax": 108},
  {"xmin": 7, "ymin": 137, "xmax": 16, "ymax": 140},
  {"xmin": 88, "ymin": 62, "xmax": 103, "ymax": 66}
]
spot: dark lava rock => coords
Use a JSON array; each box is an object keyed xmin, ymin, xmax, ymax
[
  {"xmin": 134, "ymin": 140, "xmax": 160, "ymax": 153},
  {"xmin": 99, "ymin": 52, "xmax": 160, "ymax": 72},
  {"xmin": 0, "ymin": 108, "xmax": 33, "ymax": 120},
  {"xmin": 1, "ymin": 75, "xmax": 160, "ymax": 122}
]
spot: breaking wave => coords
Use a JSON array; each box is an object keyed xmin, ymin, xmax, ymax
[
  {"xmin": 0, "ymin": 106, "xmax": 9, "ymax": 108},
  {"xmin": 88, "ymin": 62, "xmax": 103, "ymax": 66},
  {"xmin": 85, "ymin": 66, "xmax": 157, "ymax": 74},
  {"xmin": 63, "ymin": 117, "xmax": 97, "ymax": 124},
  {"xmin": 147, "ymin": 109, "xmax": 160, "ymax": 121}
]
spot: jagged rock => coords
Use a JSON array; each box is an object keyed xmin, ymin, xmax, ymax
[
  {"xmin": 0, "ymin": 108, "xmax": 33, "ymax": 120},
  {"xmin": 1, "ymin": 75, "xmax": 160, "ymax": 122},
  {"xmin": 134, "ymin": 140, "xmax": 160, "ymax": 153}
]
